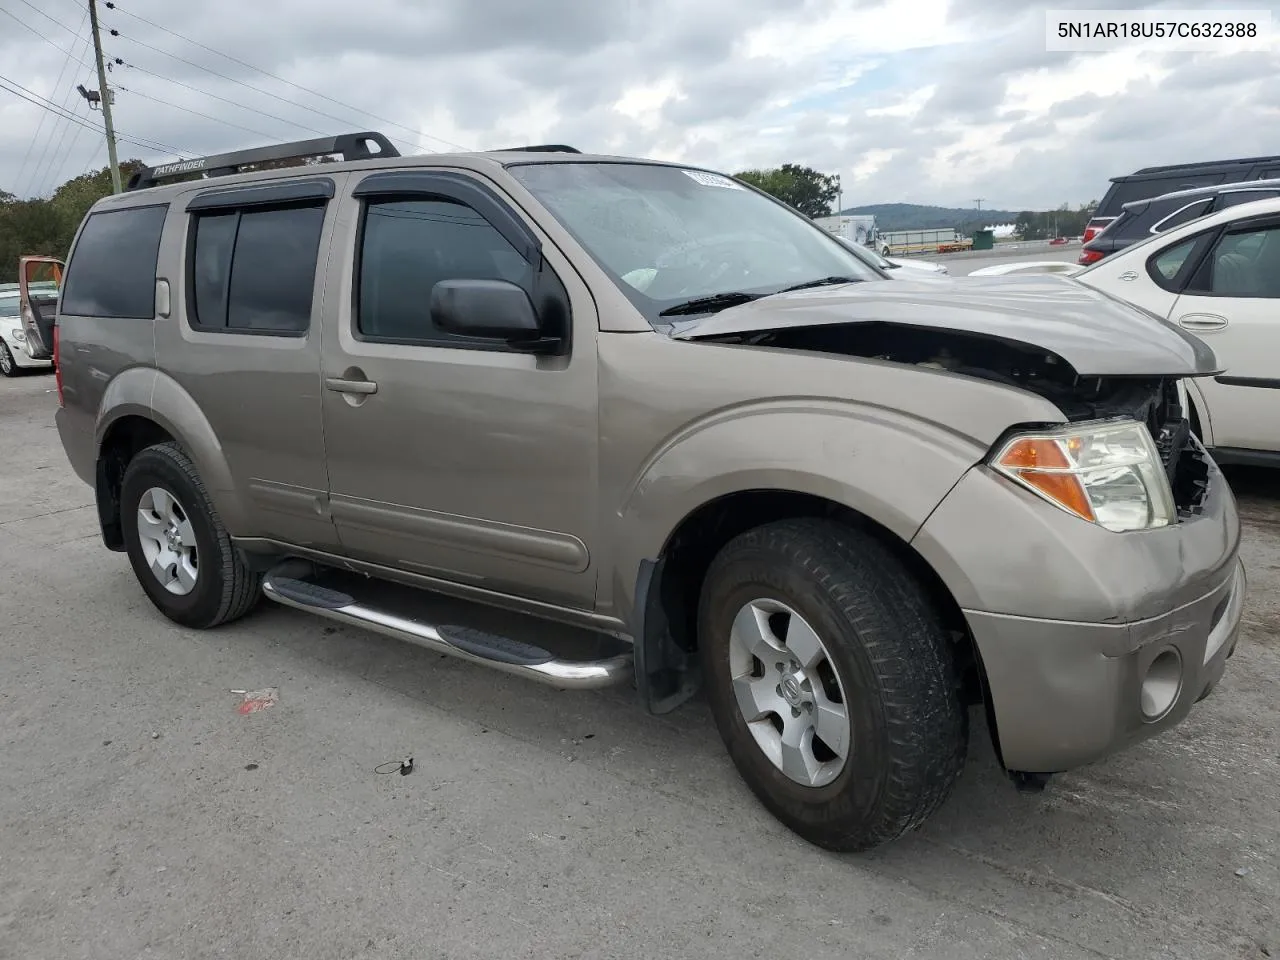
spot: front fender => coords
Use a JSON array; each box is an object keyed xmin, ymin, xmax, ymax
[
  {"xmin": 96, "ymin": 367, "xmax": 250, "ymax": 534},
  {"xmin": 609, "ymin": 399, "xmax": 989, "ymax": 617}
]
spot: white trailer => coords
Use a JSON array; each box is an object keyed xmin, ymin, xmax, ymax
[{"xmin": 877, "ymin": 228, "xmax": 972, "ymax": 256}]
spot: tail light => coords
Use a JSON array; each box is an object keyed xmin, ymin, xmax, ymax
[
  {"xmin": 53, "ymin": 324, "xmax": 64, "ymax": 407},
  {"xmin": 1082, "ymin": 226, "xmax": 1100, "ymax": 244},
  {"xmin": 1078, "ymin": 249, "xmax": 1106, "ymax": 266}
]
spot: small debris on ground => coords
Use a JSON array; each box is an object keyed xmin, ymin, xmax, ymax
[
  {"xmin": 236, "ymin": 687, "xmax": 279, "ymax": 715},
  {"xmin": 244, "ymin": 763, "xmax": 259, "ymax": 771},
  {"xmin": 1236, "ymin": 866, "xmax": 1252, "ymax": 877}
]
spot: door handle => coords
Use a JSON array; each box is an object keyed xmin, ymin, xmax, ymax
[
  {"xmin": 324, "ymin": 377, "xmax": 378, "ymax": 395},
  {"xmin": 1176, "ymin": 314, "xmax": 1229, "ymax": 332}
]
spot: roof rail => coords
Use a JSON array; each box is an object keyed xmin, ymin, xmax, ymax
[
  {"xmin": 125, "ymin": 132, "xmax": 400, "ymax": 191},
  {"xmin": 490, "ymin": 144, "xmax": 581, "ymax": 154}
]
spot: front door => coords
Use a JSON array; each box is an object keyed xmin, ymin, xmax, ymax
[
  {"xmin": 18, "ymin": 256, "xmax": 63, "ymax": 360},
  {"xmin": 1167, "ymin": 218, "xmax": 1280, "ymax": 453},
  {"xmin": 319, "ymin": 170, "xmax": 600, "ymax": 610}
]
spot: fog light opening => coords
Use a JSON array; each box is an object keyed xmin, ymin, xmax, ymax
[{"xmin": 1140, "ymin": 648, "xmax": 1183, "ymax": 721}]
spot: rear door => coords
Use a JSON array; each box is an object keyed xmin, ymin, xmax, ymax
[
  {"xmin": 1167, "ymin": 217, "xmax": 1280, "ymax": 453},
  {"xmin": 18, "ymin": 256, "xmax": 63, "ymax": 360}
]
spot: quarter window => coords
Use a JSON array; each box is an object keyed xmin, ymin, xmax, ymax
[
  {"xmin": 1217, "ymin": 190, "xmax": 1280, "ymax": 209},
  {"xmin": 61, "ymin": 205, "xmax": 168, "ymax": 318},
  {"xmin": 357, "ymin": 198, "xmax": 533, "ymax": 345},
  {"xmin": 189, "ymin": 203, "xmax": 325, "ymax": 334},
  {"xmin": 1150, "ymin": 239, "xmax": 1198, "ymax": 282},
  {"xmin": 1152, "ymin": 199, "xmax": 1212, "ymax": 233}
]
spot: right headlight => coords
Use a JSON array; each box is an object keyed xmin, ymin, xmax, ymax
[{"xmin": 991, "ymin": 419, "xmax": 1176, "ymax": 533}]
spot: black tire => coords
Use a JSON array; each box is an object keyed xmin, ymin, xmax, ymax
[
  {"xmin": 0, "ymin": 340, "xmax": 19, "ymax": 378},
  {"xmin": 698, "ymin": 517, "xmax": 967, "ymax": 852},
  {"xmin": 120, "ymin": 442, "xmax": 261, "ymax": 629}
]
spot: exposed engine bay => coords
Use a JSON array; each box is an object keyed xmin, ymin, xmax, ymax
[{"xmin": 700, "ymin": 321, "xmax": 1211, "ymax": 513}]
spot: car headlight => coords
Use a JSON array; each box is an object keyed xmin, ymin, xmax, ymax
[
  {"xmin": 991, "ymin": 419, "xmax": 1175, "ymax": 532},
  {"xmin": 10, "ymin": 328, "xmax": 24, "ymax": 342}
]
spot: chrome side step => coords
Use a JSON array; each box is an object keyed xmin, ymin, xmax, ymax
[{"xmin": 262, "ymin": 572, "xmax": 633, "ymax": 690}]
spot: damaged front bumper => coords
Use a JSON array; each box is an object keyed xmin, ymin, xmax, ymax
[{"xmin": 912, "ymin": 437, "xmax": 1244, "ymax": 773}]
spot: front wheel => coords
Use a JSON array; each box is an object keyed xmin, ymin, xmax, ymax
[
  {"xmin": 0, "ymin": 340, "xmax": 18, "ymax": 377},
  {"xmin": 120, "ymin": 442, "xmax": 262, "ymax": 629},
  {"xmin": 698, "ymin": 518, "xmax": 967, "ymax": 852}
]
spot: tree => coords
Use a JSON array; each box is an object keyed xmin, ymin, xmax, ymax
[
  {"xmin": 0, "ymin": 160, "xmax": 141, "ymax": 282},
  {"xmin": 734, "ymin": 163, "xmax": 841, "ymax": 218}
]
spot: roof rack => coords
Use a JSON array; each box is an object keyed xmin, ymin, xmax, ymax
[
  {"xmin": 489, "ymin": 144, "xmax": 581, "ymax": 154},
  {"xmin": 126, "ymin": 132, "xmax": 400, "ymax": 191}
]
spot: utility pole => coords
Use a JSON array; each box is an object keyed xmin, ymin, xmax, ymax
[
  {"xmin": 88, "ymin": 0, "xmax": 121, "ymax": 193},
  {"xmin": 973, "ymin": 198, "xmax": 985, "ymax": 212}
]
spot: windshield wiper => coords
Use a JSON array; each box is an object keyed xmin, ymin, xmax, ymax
[
  {"xmin": 776, "ymin": 276, "xmax": 864, "ymax": 294},
  {"xmin": 658, "ymin": 291, "xmax": 764, "ymax": 317}
]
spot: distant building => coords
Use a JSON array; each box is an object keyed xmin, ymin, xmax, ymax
[{"xmin": 985, "ymin": 223, "xmax": 1017, "ymax": 239}]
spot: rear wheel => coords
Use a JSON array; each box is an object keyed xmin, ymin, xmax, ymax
[
  {"xmin": 120, "ymin": 442, "xmax": 261, "ymax": 629},
  {"xmin": 698, "ymin": 518, "xmax": 967, "ymax": 852}
]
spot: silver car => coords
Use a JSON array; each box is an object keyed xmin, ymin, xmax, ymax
[{"xmin": 50, "ymin": 134, "xmax": 1244, "ymax": 852}]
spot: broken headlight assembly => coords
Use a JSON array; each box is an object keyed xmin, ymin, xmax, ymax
[{"xmin": 991, "ymin": 419, "xmax": 1176, "ymax": 533}]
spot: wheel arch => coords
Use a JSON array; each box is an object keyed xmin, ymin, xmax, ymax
[
  {"xmin": 634, "ymin": 488, "xmax": 994, "ymax": 752},
  {"xmin": 94, "ymin": 369, "xmax": 248, "ymax": 549}
]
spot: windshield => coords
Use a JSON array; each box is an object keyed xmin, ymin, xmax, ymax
[{"xmin": 508, "ymin": 162, "xmax": 883, "ymax": 321}]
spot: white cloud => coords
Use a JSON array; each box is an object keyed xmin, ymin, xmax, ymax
[{"xmin": 1, "ymin": 0, "xmax": 1278, "ymax": 212}]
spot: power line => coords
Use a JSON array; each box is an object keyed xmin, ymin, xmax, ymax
[
  {"xmin": 14, "ymin": 15, "xmax": 88, "ymax": 196},
  {"xmin": 115, "ymin": 59, "xmax": 330, "ymax": 138},
  {"xmin": 45, "ymin": 105, "xmax": 96, "ymax": 194},
  {"xmin": 113, "ymin": 83, "xmax": 275, "ymax": 140},
  {"xmin": 107, "ymin": 28, "xmax": 430, "ymax": 153},
  {"xmin": 27, "ymin": 9, "xmax": 94, "ymax": 196},
  {"xmin": 0, "ymin": 72, "xmax": 190, "ymax": 161},
  {"xmin": 8, "ymin": 0, "xmax": 83, "ymax": 39},
  {"xmin": 0, "ymin": 7, "xmax": 97, "ymax": 71},
  {"xmin": 103, "ymin": 1, "xmax": 471, "ymax": 152}
]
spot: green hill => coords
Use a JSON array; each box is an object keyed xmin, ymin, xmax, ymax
[{"xmin": 838, "ymin": 203, "xmax": 1020, "ymax": 232}]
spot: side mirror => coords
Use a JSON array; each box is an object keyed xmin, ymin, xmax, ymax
[{"xmin": 430, "ymin": 279, "xmax": 544, "ymax": 343}]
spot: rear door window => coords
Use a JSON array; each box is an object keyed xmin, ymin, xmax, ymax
[
  {"xmin": 60, "ymin": 205, "xmax": 168, "ymax": 318},
  {"xmin": 189, "ymin": 203, "xmax": 325, "ymax": 335}
]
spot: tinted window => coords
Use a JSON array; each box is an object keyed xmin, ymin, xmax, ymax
[
  {"xmin": 228, "ymin": 206, "xmax": 324, "ymax": 332},
  {"xmin": 1151, "ymin": 239, "xmax": 1198, "ymax": 281},
  {"xmin": 358, "ymin": 198, "xmax": 532, "ymax": 343},
  {"xmin": 1154, "ymin": 199, "xmax": 1212, "ymax": 233},
  {"xmin": 191, "ymin": 212, "xmax": 236, "ymax": 328},
  {"xmin": 1218, "ymin": 189, "xmax": 1280, "ymax": 209},
  {"xmin": 189, "ymin": 203, "xmax": 324, "ymax": 333},
  {"xmin": 61, "ymin": 205, "xmax": 168, "ymax": 318},
  {"xmin": 1201, "ymin": 227, "xmax": 1280, "ymax": 298}
]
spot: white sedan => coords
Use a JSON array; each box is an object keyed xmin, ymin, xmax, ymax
[
  {"xmin": 0, "ymin": 286, "xmax": 54, "ymax": 378},
  {"xmin": 835, "ymin": 237, "xmax": 949, "ymax": 277},
  {"xmin": 977, "ymin": 198, "xmax": 1280, "ymax": 466}
]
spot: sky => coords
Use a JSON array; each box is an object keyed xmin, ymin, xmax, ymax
[{"xmin": 1, "ymin": 0, "xmax": 1278, "ymax": 211}]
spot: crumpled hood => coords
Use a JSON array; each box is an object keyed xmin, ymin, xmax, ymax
[{"xmin": 671, "ymin": 274, "xmax": 1221, "ymax": 377}]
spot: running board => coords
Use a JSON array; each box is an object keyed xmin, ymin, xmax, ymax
[{"xmin": 262, "ymin": 572, "xmax": 633, "ymax": 690}]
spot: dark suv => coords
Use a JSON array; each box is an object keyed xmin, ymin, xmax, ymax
[
  {"xmin": 1083, "ymin": 155, "xmax": 1280, "ymax": 250},
  {"xmin": 1080, "ymin": 178, "xmax": 1280, "ymax": 265}
]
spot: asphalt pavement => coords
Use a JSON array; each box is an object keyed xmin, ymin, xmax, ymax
[{"xmin": 2, "ymin": 347, "xmax": 1278, "ymax": 959}]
